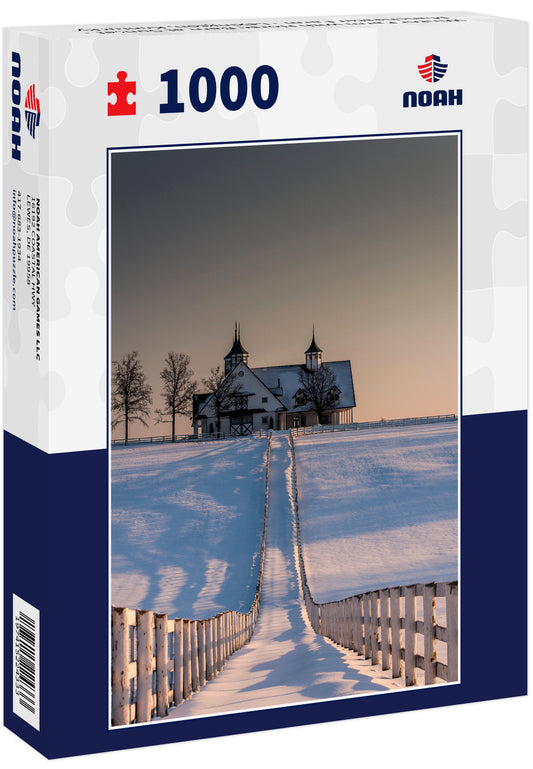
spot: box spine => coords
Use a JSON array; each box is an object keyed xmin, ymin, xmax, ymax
[
  {"xmin": 3, "ymin": 28, "xmax": 48, "ymax": 449},
  {"xmin": 3, "ymin": 28, "xmax": 50, "ymax": 757}
]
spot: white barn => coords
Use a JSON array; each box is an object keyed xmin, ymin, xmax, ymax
[{"xmin": 193, "ymin": 328, "xmax": 356, "ymax": 436}]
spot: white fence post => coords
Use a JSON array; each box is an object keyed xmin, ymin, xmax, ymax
[
  {"xmin": 390, "ymin": 587, "xmax": 403, "ymax": 678},
  {"xmin": 190, "ymin": 620, "xmax": 200, "ymax": 693},
  {"xmin": 354, "ymin": 596, "xmax": 363, "ymax": 655},
  {"xmin": 198, "ymin": 620, "xmax": 206, "ymax": 687},
  {"xmin": 174, "ymin": 618, "xmax": 183, "ymax": 705},
  {"xmin": 111, "ymin": 607, "xmax": 131, "ymax": 727},
  {"xmin": 371, "ymin": 592, "xmax": 379, "ymax": 665},
  {"xmin": 155, "ymin": 613, "xmax": 169, "ymax": 717},
  {"xmin": 446, "ymin": 582, "xmax": 459, "ymax": 682},
  {"xmin": 423, "ymin": 583, "xmax": 437, "ymax": 685},
  {"xmin": 216, "ymin": 615, "xmax": 223, "ymax": 672},
  {"xmin": 404, "ymin": 586, "xmax": 417, "ymax": 686},
  {"xmin": 380, "ymin": 590, "xmax": 390, "ymax": 671},
  {"xmin": 182, "ymin": 619, "xmax": 192, "ymax": 700},
  {"xmin": 205, "ymin": 618, "xmax": 215, "ymax": 681},
  {"xmin": 136, "ymin": 609, "xmax": 153, "ymax": 722},
  {"xmin": 363, "ymin": 594, "xmax": 371, "ymax": 659}
]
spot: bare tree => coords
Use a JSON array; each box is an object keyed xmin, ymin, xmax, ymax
[
  {"xmin": 297, "ymin": 364, "xmax": 337, "ymax": 424},
  {"xmin": 112, "ymin": 351, "xmax": 152, "ymax": 445},
  {"xmin": 201, "ymin": 365, "xmax": 241, "ymax": 436},
  {"xmin": 155, "ymin": 352, "xmax": 197, "ymax": 441}
]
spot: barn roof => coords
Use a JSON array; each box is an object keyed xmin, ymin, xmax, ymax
[
  {"xmin": 252, "ymin": 360, "xmax": 355, "ymax": 413},
  {"xmin": 194, "ymin": 361, "xmax": 287, "ymax": 419}
]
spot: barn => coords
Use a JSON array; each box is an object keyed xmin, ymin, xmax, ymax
[{"xmin": 193, "ymin": 327, "xmax": 356, "ymax": 436}]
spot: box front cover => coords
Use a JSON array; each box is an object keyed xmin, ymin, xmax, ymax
[{"xmin": 3, "ymin": 14, "xmax": 527, "ymax": 758}]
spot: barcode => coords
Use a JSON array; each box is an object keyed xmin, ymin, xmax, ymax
[{"xmin": 13, "ymin": 595, "xmax": 40, "ymax": 730}]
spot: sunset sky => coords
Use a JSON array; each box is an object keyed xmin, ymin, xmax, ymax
[{"xmin": 111, "ymin": 133, "xmax": 458, "ymax": 438}]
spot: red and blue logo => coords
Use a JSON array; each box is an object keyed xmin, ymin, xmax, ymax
[
  {"xmin": 417, "ymin": 54, "xmax": 448, "ymax": 84},
  {"xmin": 403, "ymin": 53, "xmax": 461, "ymax": 109},
  {"xmin": 24, "ymin": 84, "xmax": 41, "ymax": 138}
]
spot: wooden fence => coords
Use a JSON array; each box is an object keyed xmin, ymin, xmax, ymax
[
  {"xmin": 303, "ymin": 582, "xmax": 458, "ymax": 685},
  {"xmin": 291, "ymin": 413, "xmax": 457, "ymax": 439},
  {"xmin": 111, "ymin": 433, "xmax": 272, "ymax": 725},
  {"xmin": 289, "ymin": 432, "xmax": 458, "ymax": 686},
  {"xmin": 111, "ymin": 430, "xmax": 270, "ymax": 448}
]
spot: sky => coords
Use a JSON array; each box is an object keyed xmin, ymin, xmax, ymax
[{"xmin": 111, "ymin": 133, "xmax": 458, "ymax": 438}]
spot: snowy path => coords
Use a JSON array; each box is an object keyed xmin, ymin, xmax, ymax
[{"xmin": 165, "ymin": 433, "xmax": 398, "ymax": 720}]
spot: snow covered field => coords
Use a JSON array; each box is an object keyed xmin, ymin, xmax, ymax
[
  {"xmin": 112, "ymin": 425, "xmax": 458, "ymax": 718},
  {"xmin": 112, "ymin": 424, "xmax": 457, "ymax": 618},
  {"xmin": 111, "ymin": 437, "xmax": 267, "ymax": 618},
  {"xmin": 294, "ymin": 423, "xmax": 458, "ymax": 601}
]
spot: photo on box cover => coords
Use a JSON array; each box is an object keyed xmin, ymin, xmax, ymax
[{"xmin": 109, "ymin": 134, "xmax": 459, "ymax": 726}]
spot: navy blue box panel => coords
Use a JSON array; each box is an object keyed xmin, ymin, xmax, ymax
[
  {"xmin": 460, "ymin": 409, "xmax": 528, "ymax": 698},
  {"xmin": 3, "ymin": 409, "xmax": 527, "ymax": 758},
  {"xmin": 4, "ymin": 433, "xmax": 50, "ymax": 756},
  {"xmin": 4, "ymin": 432, "xmax": 109, "ymax": 758}
]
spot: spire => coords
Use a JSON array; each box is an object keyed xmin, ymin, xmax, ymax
[
  {"xmin": 225, "ymin": 323, "xmax": 249, "ymax": 374},
  {"xmin": 305, "ymin": 327, "xmax": 322, "ymax": 371},
  {"xmin": 305, "ymin": 326, "xmax": 322, "ymax": 355}
]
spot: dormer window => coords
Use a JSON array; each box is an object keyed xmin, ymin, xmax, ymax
[
  {"xmin": 294, "ymin": 388, "xmax": 307, "ymax": 407},
  {"xmin": 327, "ymin": 385, "xmax": 341, "ymax": 405}
]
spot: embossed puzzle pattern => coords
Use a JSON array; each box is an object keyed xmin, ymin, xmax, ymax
[{"xmin": 3, "ymin": 16, "xmax": 527, "ymax": 453}]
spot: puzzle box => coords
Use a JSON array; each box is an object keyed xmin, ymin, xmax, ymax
[{"xmin": 3, "ymin": 11, "xmax": 528, "ymax": 759}]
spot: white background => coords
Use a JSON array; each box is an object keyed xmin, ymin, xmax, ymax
[{"xmin": 1, "ymin": 1, "xmax": 531, "ymax": 766}]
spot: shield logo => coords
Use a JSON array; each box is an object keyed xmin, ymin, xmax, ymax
[
  {"xmin": 418, "ymin": 54, "xmax": 448, "ymax": 84},
  {"xmin": 24, "ymin": 84, "xmax": 41, "ymax": 138}
]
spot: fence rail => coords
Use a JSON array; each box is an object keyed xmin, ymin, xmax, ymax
[
  {"xmin": 289, "ymin": 431, "xmax": 458, "ymax": 686},
  {"xmin": 111, "ymin": 430, "xmax": 270, "ymax": 448},
  {"xmin": 111, "ymin": 433, "xmax": 272, "ymax": 725},
  {"xmin": 303, "ymin": 581, "xmax": 458, "ymax": 685},
  {"xmin": 291, "ymin": 413, "xmax": 457, "ymax": 438}
]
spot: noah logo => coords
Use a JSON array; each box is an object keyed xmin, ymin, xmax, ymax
[
  {"xmin": 403, "ymin": 53, "xmax": 462, "ymax": 108},
  {"xmin": 24, "ymin": 84, "xmax": 41, "ymax": 138},
  {"xmin": 11, "ymin": 52, "xmax": 22, "ymax": 160},
  {"xmin": 418, "ymin": 54, "xmax": 448, "ymax": 84}
]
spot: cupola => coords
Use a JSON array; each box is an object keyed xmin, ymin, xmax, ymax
[
  {"xmin": 224, "ymin": 323, "xmax": 249, "ymax": 374},
  {"xmin": 305, "ymin": 327, "xmax": 322, "ymax": 371}
]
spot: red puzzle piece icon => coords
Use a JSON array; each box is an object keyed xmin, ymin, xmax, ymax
[{"xmin": 107, "ymin": 71, "xmax": 136, "ymax": 116}]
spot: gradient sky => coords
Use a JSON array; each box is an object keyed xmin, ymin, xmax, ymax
[{"xmin": 111, "ymin": 134, "xmax": 458, "ymax": 438}]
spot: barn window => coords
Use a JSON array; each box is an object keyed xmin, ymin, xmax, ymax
[
  {"xmin": 294, "ymin": 388, "xmax": 307, "ymax": 407},
  {"xmin": 233, "ymin": 394, "xmax": 249, "ymax": 411}
]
